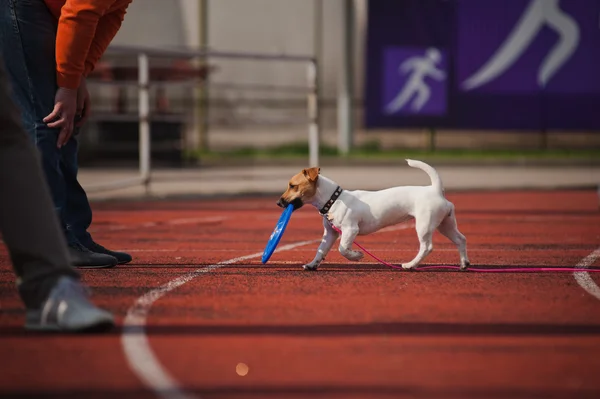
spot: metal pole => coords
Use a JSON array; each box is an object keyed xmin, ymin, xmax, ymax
[
  {"xmin": 197, "ymin": 0, "xmax": 209, "ymax": 152},
  {"xmin": 428, "ymin": 127, "xmax": 436, "ymax": 151},
  {"xmin": 307, "ymin": 60, "xmax": 320, "ymax": 167},
  {"xmin": 338, "ymin": 0, "xmax": 354, "ymax": 155},
  {"xmin": 138, "ymin": 53, "xmax": 151, "ymax": 191},
  {"xmin": 314, "ymin": 0, "xmax": 323, "ymax": 138}
]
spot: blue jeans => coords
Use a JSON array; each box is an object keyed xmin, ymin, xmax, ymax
[{"xmin": 0, "ymin": 0, "xmax": 94, "ymax": 246}]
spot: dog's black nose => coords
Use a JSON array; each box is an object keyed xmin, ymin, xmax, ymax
[{"xmin": 276, "ymin": 198, "xmax": 284, "ymax": 208}]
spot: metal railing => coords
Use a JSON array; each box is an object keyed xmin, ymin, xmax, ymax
[{"xmin": 84, "ymin": 45, "xmax": 320, "ymax": 193}]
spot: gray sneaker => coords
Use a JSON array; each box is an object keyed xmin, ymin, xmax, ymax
[{"xmin": 24, "ymin": 276, "xmax": 115, "ymax": 332}]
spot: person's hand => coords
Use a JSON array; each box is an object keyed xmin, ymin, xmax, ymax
[
  {"xmin": 43, "ymin": 87, "xmax": 78, "ymax": 148},
  {"xmin": 76, "ymin": 78, "xmax": 91, "ymax": 128}
]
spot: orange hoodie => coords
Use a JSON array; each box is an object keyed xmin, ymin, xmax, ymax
[{"xmin": 44, "ymin": 0, "xmax": 132, "ymax": 90}]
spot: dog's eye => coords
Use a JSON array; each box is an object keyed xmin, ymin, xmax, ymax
[{"xmin": 289, "ymin": 184, "xmax": 296, "ymax": 189}]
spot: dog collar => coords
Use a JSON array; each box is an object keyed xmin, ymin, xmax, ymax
[{"xmin": 319, "ymin": 186, "xmax": 343, "ymax": 215}]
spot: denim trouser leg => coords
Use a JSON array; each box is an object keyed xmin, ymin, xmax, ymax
[
  {"xmin": 0, "ymin": 0, "xmax": 93, "ymax": 246},
  {"xmin": 0, "ymin": 54, "xmax": 80, "ymax": 309},
  {"xmin": 61, "ymin": 137, "xmax": 94, "ymax": 247}
]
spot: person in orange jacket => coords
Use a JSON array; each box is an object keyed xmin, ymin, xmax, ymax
[{"xmin": 0, "ymin": 0, "xmax": 133, "ymax": 268}]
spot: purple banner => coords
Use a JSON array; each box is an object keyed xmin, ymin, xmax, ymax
[
  {"xmin": 458, "ymin": 0, "xmax": 600, "ymax": 94},
  {"xmin": 365, "ymin": 0, "xmax": 600, "ymax": 130}
]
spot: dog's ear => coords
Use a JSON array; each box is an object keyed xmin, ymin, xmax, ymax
[{"xmin": 302, "ymin": 167, "xmax": 320, "ymax": 182}]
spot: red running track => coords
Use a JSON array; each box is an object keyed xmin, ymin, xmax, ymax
[{"xmin": 0, "ymin": 189, "xmax": 599, "ymax": 399}]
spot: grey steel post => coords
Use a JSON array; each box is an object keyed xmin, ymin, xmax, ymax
[
  {"xmin": 337, "ymin": 0, "xmax": 354, "ymax": 155},
  {"xmin": 138, "ymin": 53, "xmax": 151, "ymax": 191},
  {"xmin": 307, "ymin": 60, "xmax": 320, "ymax": 167},
  {"xmin": 197, "ymin": 0, "xmax": 209, "ymax": 152},
  {"xmin": 314, "ymin": 0, "xmax": 323, "ymax": 140}
]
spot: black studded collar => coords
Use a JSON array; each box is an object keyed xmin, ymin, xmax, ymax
[{"xmin": 319, "ymin": 186, "xmax": 343, "ymax": 215}]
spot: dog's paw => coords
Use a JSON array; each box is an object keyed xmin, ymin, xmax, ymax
[
  {"xmin": 460, "ymin": 260, "xmax": 470, "ymax": 271},
  {"xmin": 344, "ymin": 250, "xmax": 364, "ymax": 262},
  {"xmin": 401, "ymin": 263, "xmax": 414, "ymax": 270},
  {"xmin": 302, "ymin": 263, "xmax": 319, "ymax": 271}
]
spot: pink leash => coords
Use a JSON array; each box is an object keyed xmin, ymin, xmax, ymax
[{"xmin": 328, "ymin": 223, "xmax": 600, "ymax": 273}]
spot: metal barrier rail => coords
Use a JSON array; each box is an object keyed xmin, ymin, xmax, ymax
[{"xmin": 85, "ymin": 45, "xmax": 320, "ymax": 193}]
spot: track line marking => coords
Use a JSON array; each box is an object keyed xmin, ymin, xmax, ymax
[
  {"xmin": 168, "ymin": 216, "xmax": 228, "ymax": 226},
  {"xmin": 94, "ymin": 216, "xmax": 229, "ymax": 232},
  {"xmin": 121, "ymin": 221, "xmax": 414, "ymax": 398},
  {"xmin": 121, "ymin": 240, "xmax": 316, "ymax": 399},
  {"xmin": 573, "ymin": 248, "xmax": 600, "ymax": 300}
]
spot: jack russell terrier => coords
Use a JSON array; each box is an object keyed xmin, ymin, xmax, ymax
[{"xmin": 277, "ymin": 159, "xmax": 470, "ymax": 271}]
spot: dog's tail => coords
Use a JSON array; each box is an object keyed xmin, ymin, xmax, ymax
[{"xmin": 406, "ymin": 159, "xmax": 444, "ymax": 195}]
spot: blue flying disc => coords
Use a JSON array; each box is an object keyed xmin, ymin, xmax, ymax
[{"xmin": 262, "ymin": 204, "xmax": 294, "ymax": 264}]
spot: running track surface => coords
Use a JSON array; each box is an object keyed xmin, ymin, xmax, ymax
[{"xmin": 1, "ymin": 190, "xmax": 599, "ymax": 399}]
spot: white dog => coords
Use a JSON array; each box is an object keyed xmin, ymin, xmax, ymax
[{"xmin": 277, "ymin": 159, "xmax": 469, "ymax": 271}]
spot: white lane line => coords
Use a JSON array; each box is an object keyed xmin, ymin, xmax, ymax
[
  {"xmin": 94, "ymin": 216, "xmax": 229, "ymax": 232},
  {"xmin": 121, "ymin": 239, "xmax": 316, "ymax": 399},
  {"xmin": 573, "ymin": 248, "xmax": 600, "ymax": 300},
  {"xmin": 99, "ymin": 216, "xmax": 407, "ymax": 234},
  {"xmin": 168, "ymin": 216, "xmax": 228, "ymax": 225},
  {"xmin": 120, "ymin": 221, "xmax": 415, "ymax": 398}
]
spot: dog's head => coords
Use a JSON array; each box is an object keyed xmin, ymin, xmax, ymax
[{"xmin": 277, "ymin": 167, "xmax": 320, "ymax": 210}]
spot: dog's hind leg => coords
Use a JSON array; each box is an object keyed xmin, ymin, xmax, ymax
[
  {"xmin": 402, "ymin": 215, "xmax": 435, "ymax": 270},
  {"xmin": 303, "ymin": 218, "xmax": 339, "ymax": 271},
  {"xmin": 437, "ymin": 206, "xmax": 470, "ymax": 270},
  {"xmin": 338, "ymin": 224, "xmax": 364, "ymax": 262}
]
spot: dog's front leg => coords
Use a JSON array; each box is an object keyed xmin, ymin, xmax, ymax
[
  {"xmin": 303, "ymin": 219, "xmax": 339, "ymax": 271},
  {"xmin": 338, "ymin": 225, "xmax": 364, "ymax": 261}
]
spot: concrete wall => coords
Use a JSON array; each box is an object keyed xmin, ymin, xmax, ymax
[
  {"xmin": 93, "ymin": 0, "xmax": 369, "ymax": 154},
  {"xmin": 206, "ymin": 0, "xmax": 365, "ymax": 100},
  {"xmin": 109, "ymin": 0, "xmax": 365, "ymax": 115},
  {"xmin": 112, "ymin": 0, "xmax": 187, "ymax": 47}
]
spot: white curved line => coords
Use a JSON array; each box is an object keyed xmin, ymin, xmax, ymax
[
  {"xmin": 573, "ymin": 248, "xmax": 600, "ymax": 300},
  {"xmin": 120, "ymin": 220, "xmax": 415, "ymax": 398},
  {"xmin": 121, "ymin": 240, "xmax": 317, "ymax": 399}
]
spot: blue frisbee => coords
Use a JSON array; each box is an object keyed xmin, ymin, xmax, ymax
[{"xmin": 262, "ymin": 204, "xmax": 294, "ymax": 264}]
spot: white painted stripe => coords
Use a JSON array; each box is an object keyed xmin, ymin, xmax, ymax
[
  {"xmin": 94, "ymin": 216, "xmax": 229, "ymax": 233},
  {"xmin": 119, "ymin": 222, "xmax": 600, "ymax": 398},
  {"xmin": 121, "ymin": 239, "xmax": 316, "ymax": 399},
  {"xmin": 98, "ymin": 215, "xmax": 412, "ymax": 234},
  {"xmin": 168, "ymin": 216, "xmax": 228, "ymax": 225},
  {"xmin": 573, "ymin": 248, "xmax": 600, "ymax": 300},
  {"xmin": 120, "ymin": 221, "xmax": 415, "ymax": 398}
]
